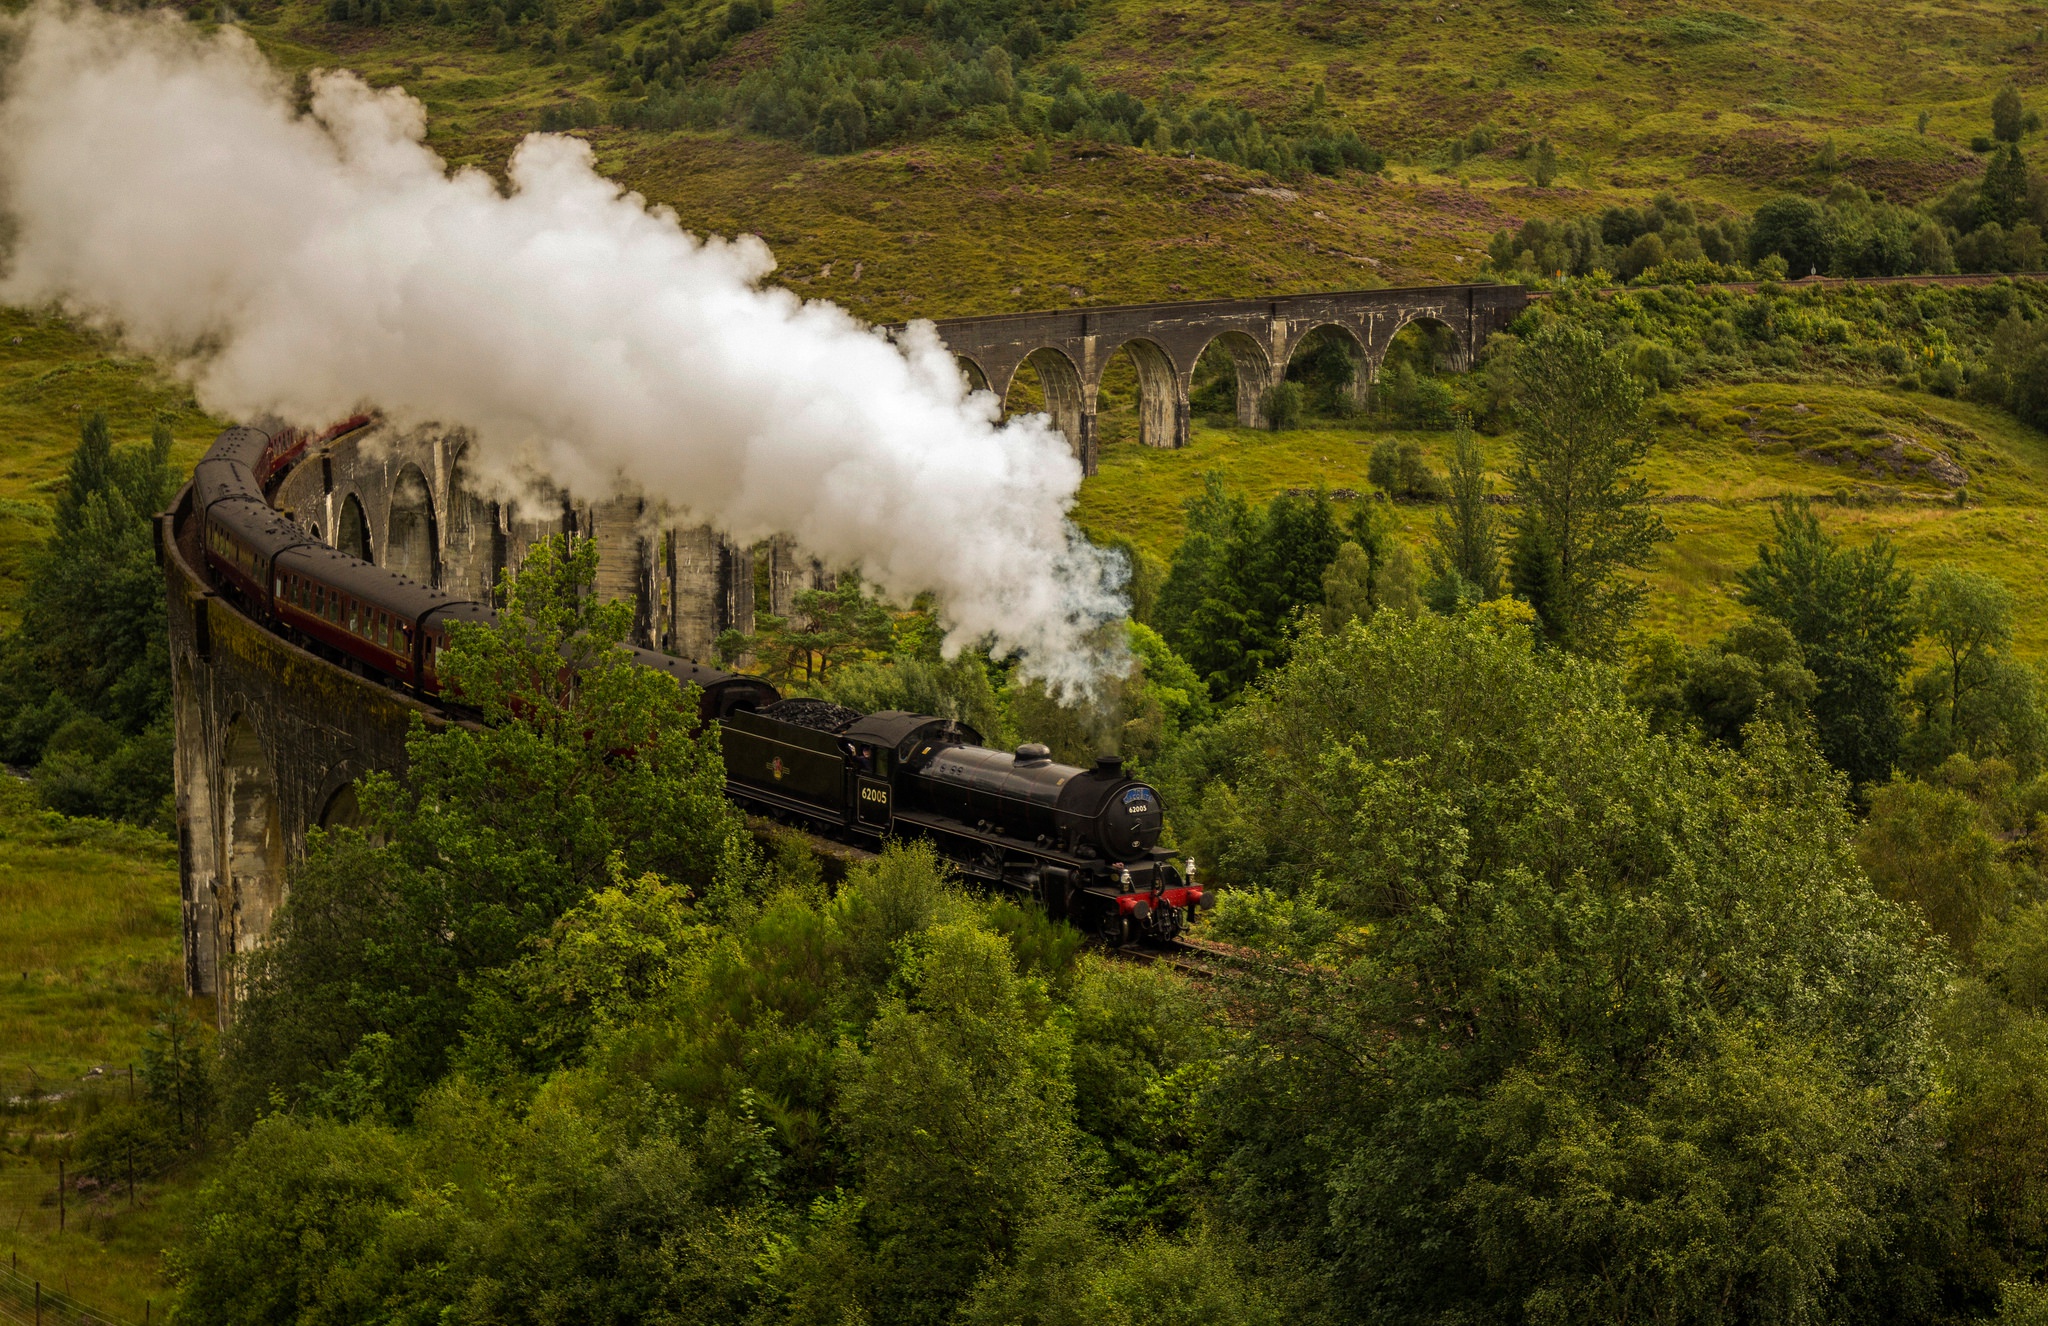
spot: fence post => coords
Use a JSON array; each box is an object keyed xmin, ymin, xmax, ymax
[
  {"xmin": 56, "ymin": 1160, "xmax": 64, "ymax": 1233},
  {"xmin": 35, "ymin": 1280, "xmax": 41, "ymax": 1326}
]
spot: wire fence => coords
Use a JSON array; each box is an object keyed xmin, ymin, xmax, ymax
[
  {"xmin": 0, "ymin": 1266, "xmax": 135, "ymax": 1326},
  {"xmin": 1, "ymin": 1072, "xmax": 153, "ymax": 1326}
]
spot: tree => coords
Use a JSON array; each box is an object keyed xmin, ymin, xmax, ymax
[
  {"xmin": 1174, "ymin": 612, "xmax": 1941, "ymax": 1324},
  {"xmin": 1258, "ymin": 379, "xmax": 1303, "ymax": 428},
  {"xmin": 0, "ymin": 411, "xmax": 178, "ymax": 822},
  {"xmin": 835, "ymin": 921, "xmax": 1081, "ymax": 1323},
  {"xmin": 735, "ymin": 572, "xmax": 895, "ymax": 683},
  {"xmin": 1750, "ymin": 194, "xmax": 1830, "ymax": 276},
  {"xmin": 1918, "ymin": 564, "xmax": 2014, "ymax": 750},
  {"xmin": 1532, "ymin": 135, "xmax": 1558, "ymax": 187},
  {"xmin": 1737, "ymin": 499, "xmax": 1917, "ymax": 790},
  {"xmin": 1505, "ymin": 319, "xmax": 1669, "ymax": 655},
  {"xmin": 1982, "ymin": 145, "xmax": 2033, "ymax": 229},
  {"xmin": 1994, "ymin": 83, "xmax": 2026, "ymax": 143},
  {"xmin": 1627, "ymin": 618, "xmax": 1818, "ymax": 748},
  {"xmin": 220, "ymin": 536, "xmax": 745, "ymax": 1123},
  {"xmin": 1859, "ymin": 776, "xmax": 2012, "ymax": 955},
  {"xmin": 1155, "ymin": 475, "xmax": 1255, "ymax": 695},
  {"xmin": 141, "ymin": 1000, "xmax": 215, "ymax": 1138},
  {"xmin": 1368, "ymin": 438, "xmax": 1444, "ymax": 499},
  {"xmin": 1429, "ymin": 425, "xmax": 1502, "ymax": 601},
  {"xmin": 1321, "ymin": 500, "xmax": 1419, "ymax": 629},
  {"xmin": 1155, "ymin": 477, "xmax": 1341, "ymax": 698}
]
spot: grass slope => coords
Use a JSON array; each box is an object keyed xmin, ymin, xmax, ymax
[
  {"xmin": 0, "ymin": 781, "xmax": 206, "ymax": 1322},
  {"xmin": 195, "ymin": 0, "xmax": 2048, "ymax": 322},
  {"xmin": 0, "ymin": 308, "xmax": 225, "ymax": 629},
  {"xmin": 1076, "ymin": 379, "xmax": 2048, "ymax": 655}
]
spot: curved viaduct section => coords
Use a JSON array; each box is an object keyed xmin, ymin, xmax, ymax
[
  {"xmin": 162, "ymin": 282, "xmax": 1529, "ymax": 1022},
  {"xmin": 162, "ymin": 419, "xmax": 830, "ymax": 1022},
  {"xmin": 926, "ymin": 283, "xmax": 1530, "ymax": 473}
]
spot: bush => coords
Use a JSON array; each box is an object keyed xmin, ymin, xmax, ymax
[
  {"xmin": 1367, "ymin": 439, "xmax": 1444, "ymax": 500},
  {"xmin": 1258, "ymin": 381, "xmax": 1303, "ymax": 429},
  {"xmin": 1630, "ymin": 340, "xmax": 1680, "ymax": 389},
  {"xmin": 1750, "ymin": 193, "xmax": 1829, "ymax": 276},
  {"xmin": 724, "ymin": 0, "xmax": 765, "ymax": 34}
]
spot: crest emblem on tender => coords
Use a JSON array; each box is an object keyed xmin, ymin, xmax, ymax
[{"xmin": 769, "ymin": 757, "xmax": 788, "ymax": 781}]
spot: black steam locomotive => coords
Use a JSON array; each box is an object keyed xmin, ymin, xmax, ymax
[{"xmin": 184, "ymin": 422, "xmax": 1203, "ymax": 943}]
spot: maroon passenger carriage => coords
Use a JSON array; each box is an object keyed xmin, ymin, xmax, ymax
[{"xmin": 188, "ymin": 421, "xmax": 1205, "ymax": 944}]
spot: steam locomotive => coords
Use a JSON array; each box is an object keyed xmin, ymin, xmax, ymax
[{"xmin": 184, "ymin": 422, "xmax": 1203, "ymax": 943}]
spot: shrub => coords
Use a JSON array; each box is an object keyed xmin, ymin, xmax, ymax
[
  {"xmin": 1258, "ymin": 381, "xmax": 1304, "ymax": 429},
  {"xmin": 1993, "ymin": 84, "xmax": 2025, "ymax": 144},
  {"xmin": 1368, "ymin": 439, "xmax": 1444, "ymax": 500},
  {"xmin": 1630, "ymin": 341, "xmax": 1680, "ymax": 389}
]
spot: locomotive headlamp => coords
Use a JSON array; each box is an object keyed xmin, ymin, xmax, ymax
[{"xmin": 1120, "ymin": 868, "xmax": 1132, "ymax": 888}]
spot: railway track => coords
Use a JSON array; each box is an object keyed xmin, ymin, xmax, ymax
[
  {"xmin": 1120, "ymin": 934, "xmax": 1250, "ymax": 981},
  {"xmin": 752, "ymin": 814, "xmax": 1247, "ymax": 977}
]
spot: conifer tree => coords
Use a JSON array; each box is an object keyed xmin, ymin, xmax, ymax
[
  {"xmin": 0, "ymin": 411, "xmax": 178, "ymax": 819},
  {"xmin": 1980, "ymin": 144, "xmax": 2032, "ymax": 228}
]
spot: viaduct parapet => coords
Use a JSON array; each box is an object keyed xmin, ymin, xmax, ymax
[{"xmin": 921, "ymin": 282, "xmax": 1529, "ymax": 473}]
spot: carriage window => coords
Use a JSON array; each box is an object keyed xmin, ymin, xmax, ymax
[{"xmin": 377, "ymin": 615, "xmax": 389, "ymax": 648}]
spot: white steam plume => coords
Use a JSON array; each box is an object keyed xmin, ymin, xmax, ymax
[{"xmin": 0, "ymin": 3, "xmax": 1126, "ymax": 688}]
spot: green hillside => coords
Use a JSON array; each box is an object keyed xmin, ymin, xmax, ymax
[
  {"xmin": 2, "ymin": 0, "xmax": 2046, "ymax": 640},
  {"xmin": 0, "ymin": 308, "xmax": 224, "ymax": 633},
  {"xmin": 1077, "ymin": 380, "xmax": 2048, "ymax": 655},
  {"xmin": 210, "ymin": 0, "xmax": 2046, "ymax": 319}
]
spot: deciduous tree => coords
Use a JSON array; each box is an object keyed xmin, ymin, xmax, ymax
[
  {"xmin": 1737, "ymin": 499, "xmax": 1917, "ymax": 789},
  {"xmin": 220, "ymin": 536, "xmax": 743, "ymax": 1122},
  {"xmin": 1428, "ymin": 425, "xmax": 1502, "ymax": 602},
  {"xmin": 1506, "ymin": 319, "xmax": 1669, "ymax": 655}
]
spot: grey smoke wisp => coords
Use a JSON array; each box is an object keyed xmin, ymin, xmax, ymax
[{"xmin": 0, "ymin": 3, "xmax": 1127, "ymax": 688}]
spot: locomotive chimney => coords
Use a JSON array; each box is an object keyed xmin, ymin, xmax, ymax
[{"xmin": 1094, "ymin": 754, "xmax": 1123, "ymax": 776}]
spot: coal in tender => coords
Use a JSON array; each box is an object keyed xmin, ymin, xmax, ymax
[{"xmin": 761, "ymin": 698, "xmax": 863, "ymax": 732}]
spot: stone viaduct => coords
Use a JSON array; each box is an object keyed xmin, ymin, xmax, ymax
[
  {"xmin": 923, "ymin": 282, "xmax": 1529, "ymax": 473},
  {"xmin": 165, "ymin": 281, "xmax": 1529, "ymax": 1017}
]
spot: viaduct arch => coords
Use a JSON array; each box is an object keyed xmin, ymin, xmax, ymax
[
  {"xmin": 166, "ymin": 282, "xmax": 1529, "ymax": 1018},
  {"xmin": 922, "ymin": 282, "xmax": 1527, "ymax": 472}
]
